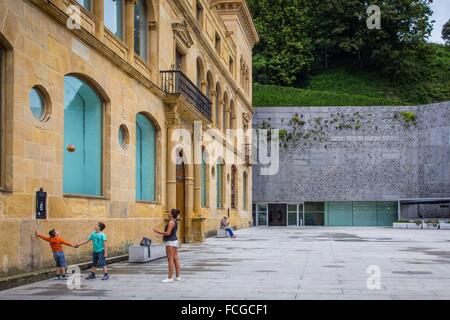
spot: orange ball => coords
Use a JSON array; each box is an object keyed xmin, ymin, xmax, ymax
[{"xmin": 67, "ymin": 144, "xmax": 76, "ymax": 152}]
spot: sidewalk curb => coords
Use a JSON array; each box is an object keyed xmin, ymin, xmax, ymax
[{"xmin": 0, "ymin": 254, "xmax": 128, "ymax": 291}]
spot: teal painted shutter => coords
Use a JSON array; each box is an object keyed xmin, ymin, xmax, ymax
[
  {"xmin": 328, "ymin": 202, "xmax": 353, "ymax": 226},
  {"xmin": 136, "ymin": 114, "xmax": 155, "ymax": 201},
  {"xmin": 353, "ymin": 202, "xmax": 378, "ymax": 226},
  {"xmin": 377, "ymin": 202, "xmax": 398, "ymax": 226},
  {"xmin": 201, "ymin": 151, "xmax": 206, "ymax": 207},
  {"xmin": 216, "ymin": 163, "xmax": 222, "ymax": 208},
  {"xmin": 63, "ymin": 76, "xmax": 102, "ymax": 196}
]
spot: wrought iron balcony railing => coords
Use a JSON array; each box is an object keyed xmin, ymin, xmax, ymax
[{"xmin": 160, "ymin": 70, "xmax": 212, "ymax": 121}]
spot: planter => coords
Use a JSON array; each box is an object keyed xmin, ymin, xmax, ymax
[
  {"xmin": 439, "ymin": 223, "xmax": 450, "ymax": 230},
  {"xmin": 393, "ymin": 223, "xmax": 407, "ymax": 229},
  {"xmin": 393, "ymin": 222, "xmax": 422, "ymax": 229},
  {"xmin": 423, "ymin": 223, "xmax": 439, "ymax": 230},
  {"xmin": 406, "ymin": 223, "xmax": 422, "ymax": 229}
]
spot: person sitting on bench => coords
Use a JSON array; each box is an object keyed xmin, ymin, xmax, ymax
[{"xmin": 220, "ymin": 216, "xmax": 237, "ymax": 238}]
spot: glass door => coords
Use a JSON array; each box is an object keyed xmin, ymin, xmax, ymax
[
  {"xmin": 287, "ymin": 203, "xmax": 304, "ymax": 226},
  {"xmin": 287, "ymin": 204, "xmax": 298, "ymax": 226},
  {"xmin": 257, "ymin": 204, "xmax": 268, "ymax": 226}
]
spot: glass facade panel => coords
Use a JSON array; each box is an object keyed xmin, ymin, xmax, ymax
[
  {"xmin": 304, "ymin": 202, "xmax": 325, "ymax": 226},
  {"xmin": 134, "ymin": 0, "xmax": 148, "ymax": 60},
  {"xmin": 104, "ymin": 0, "xmax": 123, "ymax": 38},
  {"xmin": 29, "ymin": 88, "xmax": 45, "ymax": 120},
  {"xmin": 76, "ymin": 0, "xmax": 90, "ymax": 10},
  {"xmin": 257, "ymin": 204, "xmax": 267, "ymax": 226}
]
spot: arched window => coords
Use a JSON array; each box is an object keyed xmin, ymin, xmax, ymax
[
  {"xmin": 201, "ymin": 148, "xmax": 207, "ymax": 207},
  {"xmin": 76, "ymin": 0, "xmax": 91, "ymax": 11},
  {"xmin": 136, "ymin": 113, "xmax": 156, "ymax": 201},
  {"xmin": 63, "ymin": 76, "xmax": 103, "ymax": 196},
  {"xmin": 104, "ymin": 0, "xmax": 123, "ymax": 39},
  {"xmin": 231, "ymin": 165, "xmax": 237, "ymax": 208},
  {"xmin": 243, "ymin": 172, "xmax": 248, "ymax": 210},
  {"xmin": 216, "ymin": 159, "xmax": 224, "ymax": 208},
  {"xmin": 134, "ymin": 0, "xmax": 148, "ymax": 60}
]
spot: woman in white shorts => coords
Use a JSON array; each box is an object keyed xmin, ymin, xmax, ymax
[{"xmin": 154, "ymin": 209, "xmax": 181, "ymax": 283}]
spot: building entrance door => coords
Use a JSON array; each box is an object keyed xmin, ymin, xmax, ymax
[
  {"xmin": 268, "ymin": 204, "xmax": 287, "ymax": 226},
  {"xmin": 176, "ymin": 162, "xmax": 186, "ymax": 243}
]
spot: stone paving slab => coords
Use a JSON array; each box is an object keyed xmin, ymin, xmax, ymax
[{"xmin": 1, "ymin": 227, "xmax": 450, "ymax": 300}]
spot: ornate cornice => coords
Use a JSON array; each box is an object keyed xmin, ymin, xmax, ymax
[{"xmin": 212, "ymin": 0, "xmax": 259, "ymax": 47}]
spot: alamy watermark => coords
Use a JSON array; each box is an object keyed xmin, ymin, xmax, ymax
[
  {"xmin": 366, "ymin": 265, "xmax": 381, "ymax": 290},
  {"xmin": 66, "ymin": 265, "xmax": 82, "ymax": 290},
  {"xmin": 168, "ymin": 122, "xmax": 280, "ymax": 176},
  {"xmin": 367, "ymin": 5, "xmax": 381, "ymax": 30},
  {"xmin": 66, "ymin": 5, "xmax": 82, "ymax": 30}
]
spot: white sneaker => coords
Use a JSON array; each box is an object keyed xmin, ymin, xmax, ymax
[
  {"xmin": 162, "ymin": 278, "xmax": 173, "ymax": 283},
  {"xmin": 175, "ymin": 277, "xmax": 182, "ymax": 281}
]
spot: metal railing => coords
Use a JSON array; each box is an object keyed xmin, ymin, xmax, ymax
[{"xmin": 160, "ymin": 70, "xmax": 212, "ymax": 120}]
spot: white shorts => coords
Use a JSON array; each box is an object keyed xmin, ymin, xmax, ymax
[{"xmin": 165, "ymin": 240, "xmax": 179, "ymax": 248}]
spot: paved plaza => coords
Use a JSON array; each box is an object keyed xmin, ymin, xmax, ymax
[{"xmin": 1, "ymin": 227, "xmax": 450, "ymax": 300}]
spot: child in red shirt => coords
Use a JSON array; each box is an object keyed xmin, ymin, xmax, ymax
[{"xmin": 35, "ymin": 230, "xmax": 76, "ymax": 280}]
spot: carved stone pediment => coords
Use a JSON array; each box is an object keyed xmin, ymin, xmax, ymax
[{"xmin": 173, "ymin": 21, "xmax": 194, "ymax": 48}]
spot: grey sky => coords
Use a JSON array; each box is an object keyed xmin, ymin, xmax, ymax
[{"xmin": 429, "ymin": 0, "xmax": 450, "ymax": 43}]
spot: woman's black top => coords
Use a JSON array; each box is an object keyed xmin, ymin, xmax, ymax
[{"xmin": 163, "ymin": 220, "xmax": 178, "ymax": 242}]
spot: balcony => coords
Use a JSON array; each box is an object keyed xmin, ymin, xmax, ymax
[{"xmin": 160, "ymin": 70, "xmax": 212, "ymax": 121}]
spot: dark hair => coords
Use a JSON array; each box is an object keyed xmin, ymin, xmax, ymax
[
  {"xmin": 48, "ymin": 229, "xmax": 57, "ymax": 238},
  {"xmin": 98, "ymin": 222, "xmax": 106, "ymax": 231},
  {"xmin": 171, "ymin": 209, "xmax": 180, "ymax": 219}
]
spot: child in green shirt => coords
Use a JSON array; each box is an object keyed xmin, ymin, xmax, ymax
[{"xmin": 77, "ymin": 222, "xmax": 109, "ymax": 281}]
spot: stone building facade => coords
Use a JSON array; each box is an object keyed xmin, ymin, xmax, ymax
[
  {"xmin": 253, "ymin": 103, "xmax": 450, "ymax": 227},
  {"xmin": 0, "ymin": 0, "xmax": 258, "ymax": 278}
]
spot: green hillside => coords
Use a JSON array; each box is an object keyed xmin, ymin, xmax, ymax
[{"xmin": 253, "ymin": 44, "xmax": 450, "ymax": 107}]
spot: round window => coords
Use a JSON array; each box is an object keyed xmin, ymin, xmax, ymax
[
  {"xmin": 29, "ymin": 87, "xmax": 47, "ymax": 121},
  {"xmin": 118, "ymin": 124, "xmax": 130, "ymax": 149}
]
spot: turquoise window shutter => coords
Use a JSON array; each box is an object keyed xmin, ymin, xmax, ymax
[
  {"xmin": 63, "ymin": 76, "xmax": 103, "ymax": 196},
  {"xmin": 216, "ymin": 163, "xmax": 222, "ymax": 208},
  {"xmin": 136, "ymin": 114, "xmax": 156, "ymax": 201}
]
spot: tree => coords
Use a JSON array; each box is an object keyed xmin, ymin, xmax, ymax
[
  {"xmin": 443, "ymin": 19, "xmax": 450, "ymax": 45},
  {"xmin": 310, "ymin": 0, "xmax": 434, "ymax": 81},
  {"xmin": 248, "ymin": 0, "xmax": 315, "ymax": 86}
]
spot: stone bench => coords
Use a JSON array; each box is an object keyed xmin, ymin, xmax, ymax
[
  {"xmin": 128, "ymin": 245, "xmax": 167, "ymax": 263},
  {"xmin": 216, "ymin": 228, "xmax": 229, "ymax": 238}
]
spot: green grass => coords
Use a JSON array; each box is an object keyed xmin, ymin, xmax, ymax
[
  {"xmin": 253, "ymin": 44, "xmax": 450, "ymax": 107},
  {"xmin": 253, "ymin": 82, "xmax": 407, "ymax": 107}
]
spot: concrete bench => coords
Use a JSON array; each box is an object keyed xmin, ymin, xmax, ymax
[
  {"xmin": 128, "ymin": 245, "xmax": 167, "ymax": 263},
  {"xmin": 216, "ymin": 228, "xmax": 229, "ymax": 238}
]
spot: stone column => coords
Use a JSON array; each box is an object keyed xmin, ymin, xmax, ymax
[
  {"xmin": 225, "ymin": 107, "xmax": 231, "ymax": 132},
  {"xmin": 184, "ymin": 175, "xmax": 194, "ymax": 243},
  {"xmin": 165, "ymin": 107, "xmax": 180, "ymax": 212},
  {"xmin": 193, "ymin": 122, "xmax": 203, "ymax": 214},
  {"xmin": 93, "ymin": 0, "xmax": 105, "ymax": 41},
  {"xmin": 218, "ymin": 99, "xmax": 224, "ymax": 129},
  {"xmin": 125, "ymin": 0, "xmax": 137, "ymax": 64},
  {"xmin": 210, "ymin": 91, "xmax": 217, "ymax": 127}
]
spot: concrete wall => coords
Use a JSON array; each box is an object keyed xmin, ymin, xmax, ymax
[{"xmin": 253, "ymin": 102, "xmax": 450, "ymax": 204}]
